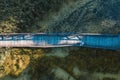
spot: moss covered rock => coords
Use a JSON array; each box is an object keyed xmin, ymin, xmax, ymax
[{"xmin": 3, "ymin": 54, "xmax": 30, "ymax": 77}]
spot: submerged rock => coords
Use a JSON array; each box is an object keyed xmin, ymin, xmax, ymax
[
  {"xmin": 0, "ymin": 48, "xmax": 45, "ymax": 79},
  {"xmin": 2, "ymin": 67, "xmax": 31, "ymax": 80},
  {"xmin": 46, "ymin": 48, "xmax": 69, "ymax": 57},
  {"xmin": 73, "ymin": 66, "xmax": 81, "ymax": 77},
  {"xmin": 51, "ymin": 67, "xmax": 76, "ymax": 80},
  {"xmin": 2, "ymin": 54, "xmax": 30, "ymax": 77}
]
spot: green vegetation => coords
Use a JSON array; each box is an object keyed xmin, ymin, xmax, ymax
[
  {"xmin": 0, "ymin": 0, "xmax": 76, "ymax": 33},
  {"xmin": 0, "ymin": 0, "xmax": 120, "ymax": 33}
]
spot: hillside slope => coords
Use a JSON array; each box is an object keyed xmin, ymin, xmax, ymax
[
  {"xmin": 47, "ymin": 0, "xmax": 120, "ymax": 33},
  {"xmin": 0, "ymin": 0, "xmax": 120, "ymax": 33}
]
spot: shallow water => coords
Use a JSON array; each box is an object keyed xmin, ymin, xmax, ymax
[{"xmin": 1, "ymin": 47, "xmax": 120, "ymax": 80}]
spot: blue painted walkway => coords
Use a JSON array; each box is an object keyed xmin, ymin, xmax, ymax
[
  {"xmin": 0, "ymin": 33, "xmax": 120, "ymax": 50},
  {"xmin": 83, "ymin": 34, "xmax": 120, "ymax": 50}
]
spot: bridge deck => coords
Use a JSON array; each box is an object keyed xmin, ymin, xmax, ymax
[{"xmin": 0, "ymin": 33, "xmax": 119, "ymax": 50}]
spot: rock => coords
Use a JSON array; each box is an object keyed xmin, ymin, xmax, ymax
[
  {"xmin": 10, "ymin": 55, "xmax": 30, "ymax": 76},
  {"xmin": 73, "ymin": 66, "xmax": 81, "ymax": 77},
  {"xmin": 0, "ymin": 54, "xmax": 30, "ymax": 77},
  {"xmin": 51, "ymin": 67, "xmax": 76, "ymax": 80},
  {"xmin": 46, "ymin": 48, "xmax": 69, "ymax": 57}
]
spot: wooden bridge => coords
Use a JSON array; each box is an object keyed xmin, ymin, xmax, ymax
[{"xmin": 0, "ymin": 33, "xmax": 120, "ymax": 50}]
